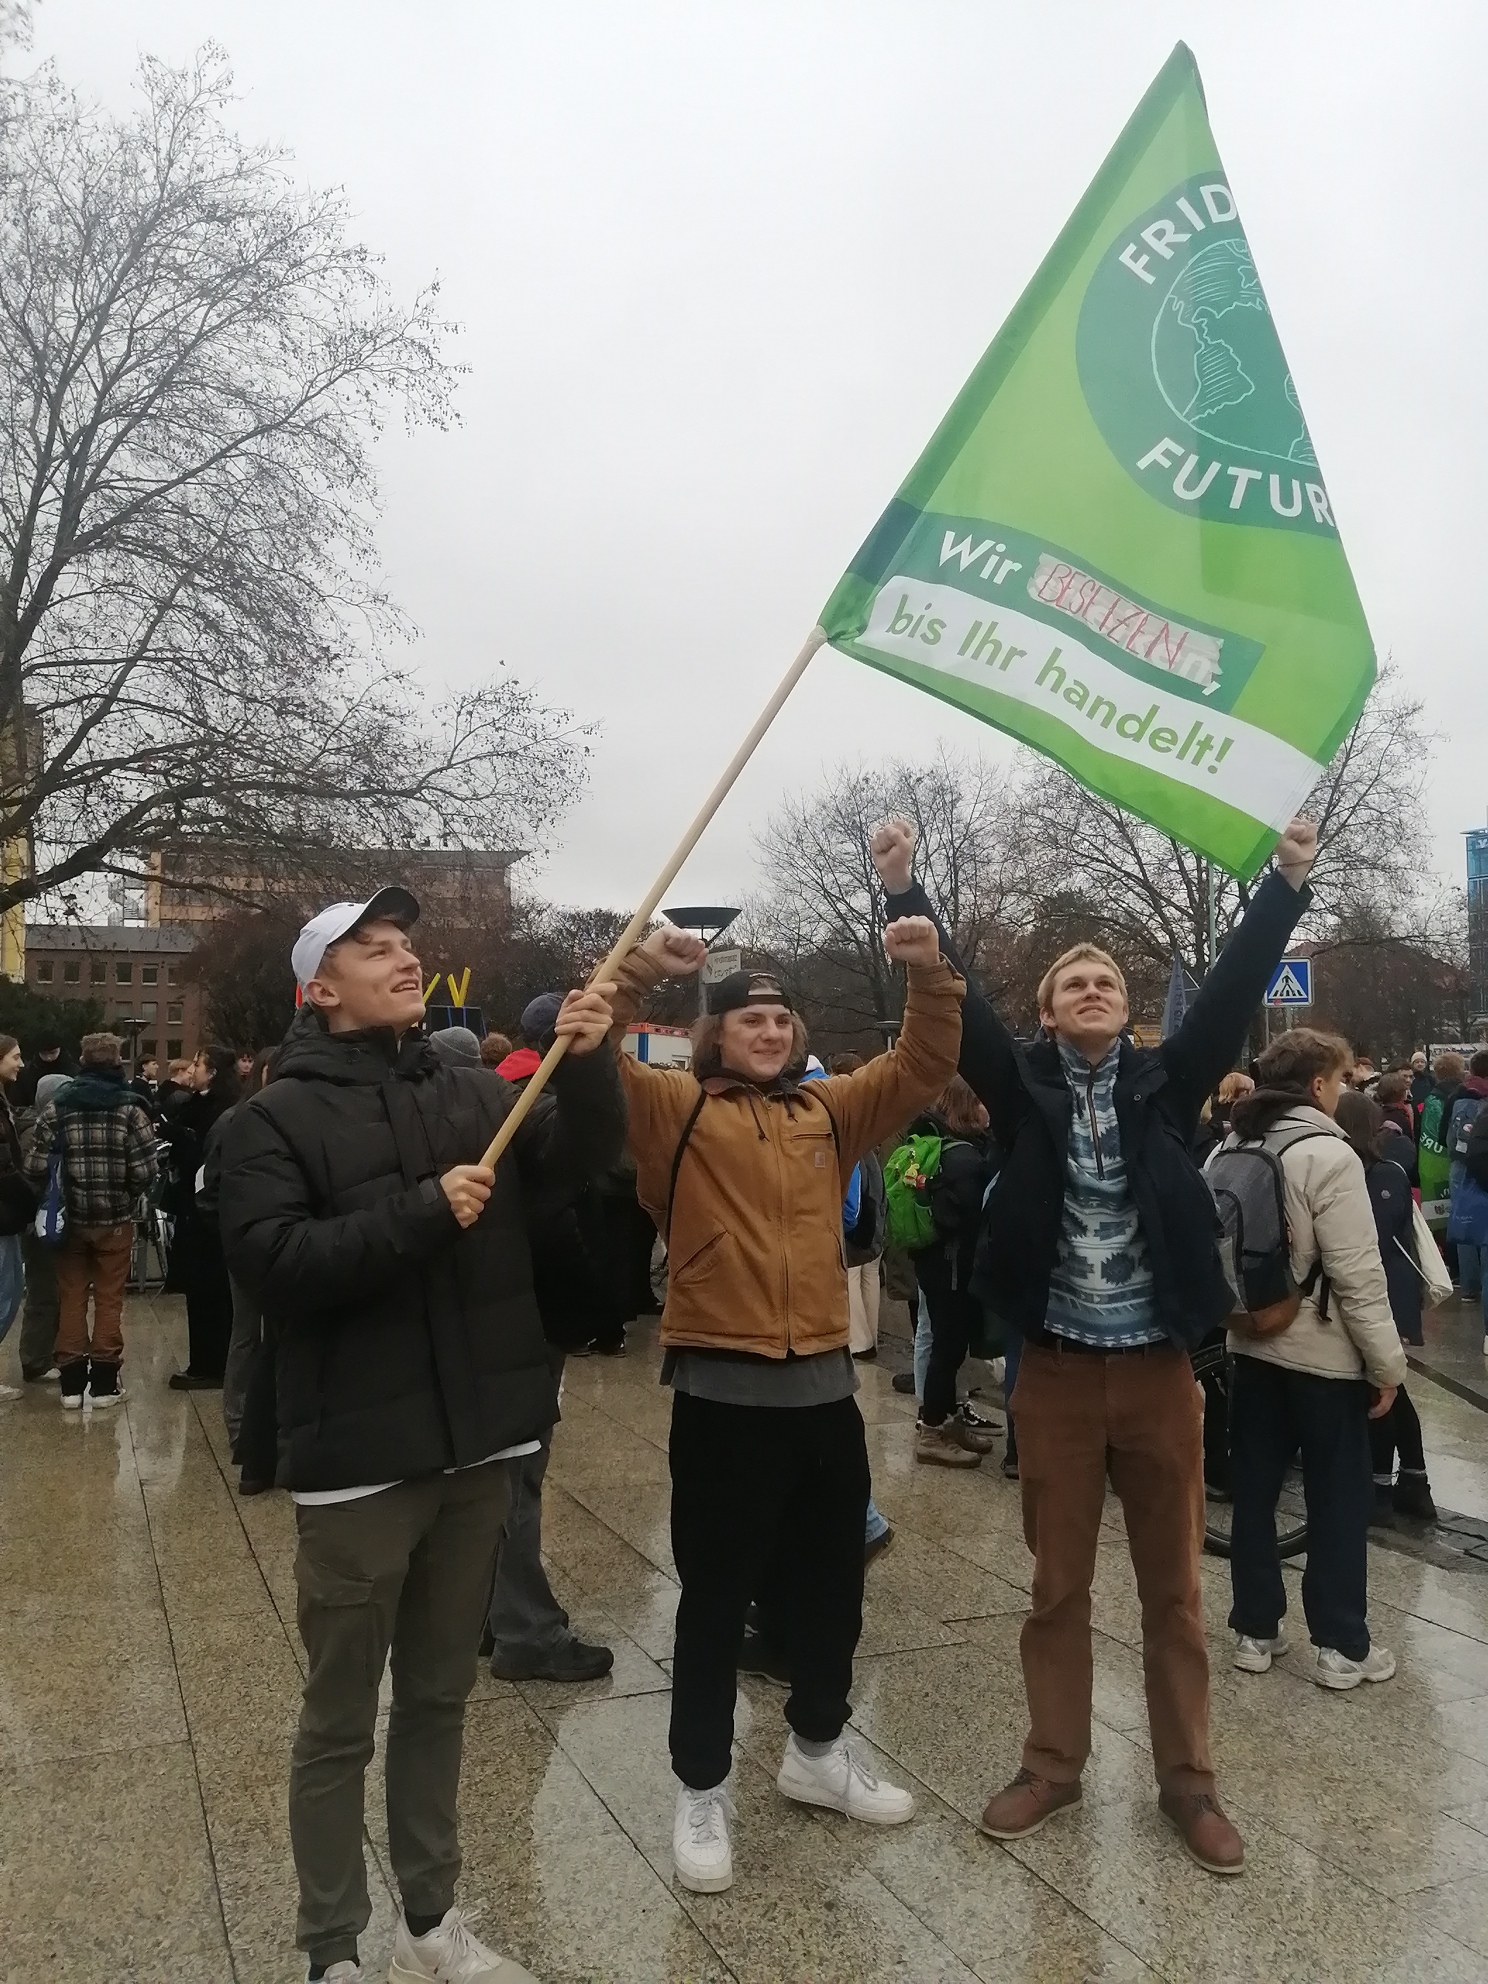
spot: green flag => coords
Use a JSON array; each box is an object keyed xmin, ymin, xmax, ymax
[{"xmin": 820, "ymin": 43, "xmax": 1373, "ymax": 879}]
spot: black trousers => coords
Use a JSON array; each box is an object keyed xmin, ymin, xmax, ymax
[
  {"xmin": 918, "ymin": 1250, "xmax": 977, "ymax": 1426},
  {"xmin": 1369, "ymin": 1384, "xmax": 1426, "ymax": 1476},
  {"xmin": 668, "ymin": 1391, "xmax": 870, "ymax": 1791},
  {"xmin": 1227, "ymin": 1355, "xmax": 1373, "ymax": 1661}
]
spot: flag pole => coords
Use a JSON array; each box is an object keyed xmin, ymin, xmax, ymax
[{"xmin": 477, "ymin": 626, "xmax": 828, "ymax": 1172}]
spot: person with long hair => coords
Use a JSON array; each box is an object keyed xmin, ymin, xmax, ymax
[
  {"xmin": 1333, "ymin": 1088, "xmax": 1437, "ymax": 1523},
  {"xmin": 164, "ymin": 1042, "xmax": 241, "ymax": 1388},
  {"xmin": 1226, "ymin": 1030, "xmax": 1407, "ymax": 1691}
]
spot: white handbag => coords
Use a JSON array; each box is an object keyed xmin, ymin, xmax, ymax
[{"xmin": 1398, "ymin": 1201, "xmax": 1454, "ymax": 1308}]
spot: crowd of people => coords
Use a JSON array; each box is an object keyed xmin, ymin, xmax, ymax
[{"xmin": 2, "ymin": 825, "xmax": 1487, "ymax": 1984}]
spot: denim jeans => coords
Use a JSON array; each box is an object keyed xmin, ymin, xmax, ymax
[
  {"xmin": 913, "ymin": 1289, "xmax": 932, "ymax": 1401},
  {"xmin": 1460, "ymin": 1242, "xmax": 1488, "ymax": 1325},
  {"xmin": 865, "ymin": 1494, "xmax": 889, "ymax": 1545}
]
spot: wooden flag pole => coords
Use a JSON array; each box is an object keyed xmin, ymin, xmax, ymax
[{"xmin": 477, "ymin": 625, "xmax": 828, "ymax": 1171}]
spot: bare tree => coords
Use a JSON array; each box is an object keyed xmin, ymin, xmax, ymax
[
  {"xmin": 0, "ymin": 48, "xmax": 590, "ymax": 916},
  {"xmin": 1017, "ymin": 668, "xmax": 1435, "ymax": 976},
  {"xmin": 749, "ymin": 750, "xmax": 1033, "ymax": 1037}
]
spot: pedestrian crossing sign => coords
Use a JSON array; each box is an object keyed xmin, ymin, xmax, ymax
[{"xmin": 1265, "ymin": 958, "xmax": 1312, "ymax": 1007}]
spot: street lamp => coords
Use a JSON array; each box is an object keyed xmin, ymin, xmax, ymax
[{"xmin": 662, "ymin": 905, "xmax": 742, "ymax": 1016}]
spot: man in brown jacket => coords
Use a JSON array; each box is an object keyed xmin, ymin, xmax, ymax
[{"xmin": 611, "ymin": 914, "xmax": 962, "ymax": 1894}]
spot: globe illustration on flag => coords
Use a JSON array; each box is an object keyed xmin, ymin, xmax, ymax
[{"xmin": 1151, "ymin": 237, "xmax": 1317, "ymax": 467}]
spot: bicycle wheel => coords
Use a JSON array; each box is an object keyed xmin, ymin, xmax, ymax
[{"xmin": 1192, "ymin": 1342, "xmax": 1309, "ymax": 1561}]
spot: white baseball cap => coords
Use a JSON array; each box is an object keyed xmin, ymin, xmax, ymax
[{"xmin": 291, "ymin": 886, "xmax": 421, "ymax": 990}]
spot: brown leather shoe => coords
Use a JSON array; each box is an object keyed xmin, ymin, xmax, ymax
[
  {"xmin": 916, "ymin": 1419, "xmax": 982, "ymax": 1468},
  {"xmin": 979, "ymin": 1768, "xmax": 1082, "ymax": 1839},
  {"xmin": 1159, "ymin": 1789, "xmax": 1244, "ymax": 1875}
]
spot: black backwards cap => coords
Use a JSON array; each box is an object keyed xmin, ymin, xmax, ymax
[{"xmin": 708, "ymin": 970, "xmax": 793, "ymax": 1015}]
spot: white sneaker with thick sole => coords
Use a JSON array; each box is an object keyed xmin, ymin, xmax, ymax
[
  {"xmin": 1313, "ymin": 1644, "xmax": 1397, "ymax": 1691},
  {"xmin": 776, "ymin": 1733, "xmax": 915, "ymax": 1825},
  {"xmin": 318, "ymin": 1963, "xmax": 364, "ymax": 1983},
  {"xmin": 1233, "ymin": 1629, "xmax": 1290, "ymax": 1674},
  {"xmin": 0, "ymin": 1382, "xmax": 23, "ymax": 1402},
  {"xmin": 673, "ymin": 1782, "xmax": 735, "ymax": 1893},
  {"xmin": 387, "ymin": 1906, "xmax": 537, "ymax": 1983},
  {"xmin": 84, "ymin": 1385, "xmax": 126, "ymax": 1410},
  {"xmin": 61, "ymin": 1389, "xmax": 85, "ymax": 1410}
]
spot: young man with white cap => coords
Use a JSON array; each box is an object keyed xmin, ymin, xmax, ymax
[{"xmin": 220, "ymin": 887, "xmax": 624, "ymax": 1984}]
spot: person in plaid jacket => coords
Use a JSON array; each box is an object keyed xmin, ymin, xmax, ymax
[{"xmin": 25, "ymin": 1032, "xmax": 158, "ymax": 1407}]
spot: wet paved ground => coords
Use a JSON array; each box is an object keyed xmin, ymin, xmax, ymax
[{"xmin": 8, "ymin": 1297, "xmax": 1488, "ymax": 1982}]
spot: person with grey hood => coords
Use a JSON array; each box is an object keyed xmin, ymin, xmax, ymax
[{"xmin": 16, "ymin": 1069, "xmax": 69, "ymax": 1381}]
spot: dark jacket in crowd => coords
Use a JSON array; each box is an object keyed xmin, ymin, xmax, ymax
[
  {"xmin": 1379, "ymin": 1119, "xmax": 1419, "ymax": 1186},
  {"xmin": 1468, "ymin": 1105, "xmax": 1488, "ymax": 1192},
  {"xmin": 1409, "ymin": 1068, "xmax": 1434, "ymax": 1116},
  {"xmin": 1362, "ymin": 1153, "xmax": 1423, "ymax": 1345},
  {"xmin": 909, "ymin": 1114, "xmax": 999, "ymax": 1351},
  {"xmin": 883, "ymin": 870, "xmax": 1309, "ymax": 1350},
  {"xmin": 13, "ymin": 1052, "xmax": 71, "ymax": 1109},
  {"xmin": 220, "ymin": 1007, "xmax": 626, "ymax": 1492},
  {"xmin": 0, "ymin": 1090, "xmax": 35, "ymax": 1234}
]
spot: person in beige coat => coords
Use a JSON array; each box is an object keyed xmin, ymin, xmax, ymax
[{"xmin": 1223, "ymin": 1029, "xmax": 1408, "ymax": 1692}]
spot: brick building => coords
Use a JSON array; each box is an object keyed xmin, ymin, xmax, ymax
[
  {"xmin": 139, "ymin": 841, "xmax": 521, "ymax": 927},
  {"xmin": 24, "ymin": 925, "xmax": 203, "ymax": 1066}
]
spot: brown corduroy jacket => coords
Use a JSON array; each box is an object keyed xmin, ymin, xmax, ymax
[{"xmin": 611, "ymin": 952, "xmax": 964, "ymax": 1358}]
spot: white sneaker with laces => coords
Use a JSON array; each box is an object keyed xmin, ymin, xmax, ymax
[
  {"xmin": 318, "ymin": 1963, "xmax": 364, "ymax": 1983},
  {"xmin": 776, "ymin": 1732, "xmax": 915, "ymax": 1825},
  {"xmin": 387, "ymin": 1905, "xmax": 537, "ymax": 1983},
  {"xmin": 84, "ymin": 1384, "xmax": 126, "ymax": 1410},
  {"xmin": 1313, "ymin": 1644, "xmax": 1397, "ymax": 1691},
  {"xmin": 673, "ymin": 1782, "xmax": 735, "ymax": 1893},
  {"xmin": 0, "ymin": 1382, "xmax": 23, "ymax": 1402},
  {"xmin": 1233, "ymin": 1628, "xmax": 1290, "ymax": 1674}
]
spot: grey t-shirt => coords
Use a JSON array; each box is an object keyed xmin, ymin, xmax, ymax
[{"xmin": 660, "ymin": 1345, "xmax": 859, "ymax": 1408}]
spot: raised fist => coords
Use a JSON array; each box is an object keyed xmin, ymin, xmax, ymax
[
  {"xmin": 870, "ymin": 818, "xmax": 915, "ymax": 894},
  {"xmin": 1273, "ymin": 816, "xmax": 1318, "ymax": 891},
  {"xmin": 639, "ymin": 925, "xmax": 709, "ymax": 978},
  {"xmin": 883, "ymin": 915, "xmax": 940, "ymax": 970}
]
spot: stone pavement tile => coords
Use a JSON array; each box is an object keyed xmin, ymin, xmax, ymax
[
  {"xmin": 556, "ymin": 1476, "xmax": 679, "ymax": 1581},
  {"xmin": 559, "ymin": 1361, "xmax": 675, "ymax": 1451},
  {"xmin": 550, "ymin": 1390, "xmax": 672, "ymax": 1491},
  {"xmin": 385, "ymin": 1694, "xmax": 735, "ymax": 1984},
  {"xmin": 509, "ymin": 1568, "xmax": 673, "ymax": 1706},
  {"xmin": 192, "ymin": 1708, "xmax": 401, "ymax": 1984},
  {"xmin": 1408, "ymin": 1871, "xmax": 1488, "ymax": 1961},
  {"xmin": 540, "ymin": 1482, "xmax": 682, "ymax": 1659},
  {"xmin": 866, "ymin": 1527, "xmax": 1031, "ymax": 1626},
  {"xmin": 537, "ymin": 1690, "xmax": 984, "ymax": 1983},
  {"xmin": 1003, "ymin": 1770, "xmax": 1488, "ymax": 1984},
  {"xmin": 0, "ymin": 1594, "xmax": 186, "ymax": 1767},
  {"xmin": 1363, "ymin": 1550, "xmax": 1488, "ymax": 1645},
  {"xmin": 0, "ymin": 1742, "xmax": 232, "ymax": 1981},
  {"xmin": 170, "ymin": 1601, "xmax": 308, "ymax": 1743}
]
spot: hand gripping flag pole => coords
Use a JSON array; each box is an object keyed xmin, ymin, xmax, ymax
[{"xmin": 477, "ymin": 626, "xmax": 827, "ymax": 1172}]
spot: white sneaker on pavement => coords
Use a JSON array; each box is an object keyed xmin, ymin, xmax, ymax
[
  {"xmin": 61, "ymin": 1388, "xmax": 84, "ymax": 1410},
  {"xmin": 776, "ymin": 1732, "xmax": 915, "ymax": 1825},
  {"xmin": 387, "ymin": 1906, "xmax": 537, "ymax": 1983},
  {"xmin": 318, "ymin": 1963, "xmax": 364, "ymax": 1983},
  {"xmin": 0, "ymin": 1382, "xmax": 23, "ymax": 1402},
  {"xmin": 84, "ymin": 1384, "xmax": 126, "ymax": 1410},
  {"xmin": 1313, "ymin": 1644, "xmax": 1397, "ymax": 1690},
  {"xmin": 1233, "ymin": 1629, "xmax": 1290, "ymax": 1674},
  {"xmin": 673, "ymin": 1782, "xmax": 735, "ymax": 1893}
]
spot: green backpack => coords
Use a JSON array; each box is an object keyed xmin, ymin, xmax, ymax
[
  {"xmin": 1419, "ymin": 1091, "xmax": 1451, "ymax": 1205},
  {"xmin": 884, "ymin": 1133, "xmax": 954, "ymax": 1252}
]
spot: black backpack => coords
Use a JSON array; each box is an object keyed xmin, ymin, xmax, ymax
[
  {"xmin": 1206, "ymin": 1124, "xmax": 1336, "ymax": 1337},
  {"xmin": 844, "ymin": 1152, "xmax": 887, "ymax": 1265}
]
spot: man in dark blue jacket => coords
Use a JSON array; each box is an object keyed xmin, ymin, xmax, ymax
[
  {"xmin": 873, "ymin": 816, "xmax": 1317, "ymax": 1880},
  {"xmin": 221, "ymin": 888, "xmax": 623, "ymax": 1984}
]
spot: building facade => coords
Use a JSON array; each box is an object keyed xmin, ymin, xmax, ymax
[
  {"xmin": 24, "ymin": 926, "xmax": 203, "ymax": 1066},
  {"xmin": 139, "ymin": 841, "xmax": 521, "ymax": 927}
]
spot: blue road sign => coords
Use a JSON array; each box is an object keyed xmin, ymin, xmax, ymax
[{"xmin": 1265, "ymin": 958, "xmax": 1312, "ymax": 1007}]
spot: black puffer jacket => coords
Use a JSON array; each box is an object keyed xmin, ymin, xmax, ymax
[
  {"xmin": 884, "ymin": 870, "xmax": 1309, "ymax": 1350},
  {"xmin": 220, "ymin": 1008, "xmax": 625, "ymax": 1491}
]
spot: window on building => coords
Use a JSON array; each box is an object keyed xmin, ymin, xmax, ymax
[
  {"xmin": 167, "ymin": 1003, "xmax": 183, "ymax": 1025},
  {"xmin": 63, "ymin": 960, "xmax": 80, "ymax": 984},
  {"xmin": 141, "ymin": 1038, "xmax": 158, "ymax": 1058},
  {"xmin": 90, "ymin": 958, "xmax": 106, "ymax": 984},
  {"xmin": 167, "ymin": 965, "xmax": 179, "ymax": 986},
  {"xmin": 114, "ymin": 961, "xmax": 133, "ymax": 984},
  {"xmin": 115, "ymin": 1002, "xmax": 133, "ymax": 1018},
  {"xmin": 166, "ymin": 1038, "xmax": 183, "ymax": 1060},
  {"xmin": 141, "ymin": 1001, "xmax": 157, "ymax": 1022},
  {"xmin": 35, "ymin": 960, "xmax": 52, "ymax": 983},
  {"xmin": 141, "ymin": 964, "xmax": 158, "ymax": 986}
]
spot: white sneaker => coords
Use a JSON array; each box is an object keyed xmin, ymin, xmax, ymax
[
  {"xmin": 318, "ymin": 1964, "xmax": 364, "ymax": 1983},
  {"xmin": 1313, "ymin": 1644, "xmax": 1397, "ymax": 1691},
  {"xmin": 61, "ymin": 1388, "xmax": 84, "ymax": 1410},
  {"xmin": 39, "ymin": 1366, "xmax": 60, "ymax": 1382},
  {"xmin": 84, "ymin": 1384, "xmax": 126, "ymax": 1410},
  {"xmin": 673, "ymin": 1782, "xmax": 735, "ymax": 1893},
  {"xmin": 1233, "ymin": 1628, "xmax": 1290, "ymax": 1674},
  {"xmin": 776, "ymin": 1732, "xmax": 915, "ymax": 1825},
  {"xmin": 0, "ymin": 1382, "xmax": 22, "ymax": 1402},
  {"xmin": 387, "ymin": 1905, "xmax": 537, "ymax": 1983}
]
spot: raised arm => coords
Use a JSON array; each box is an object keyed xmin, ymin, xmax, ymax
[
  {"xmin": 510, "ymin": 984, "xmax": 627, "ymax": 1197},
  {"xmin": 821, "ymin": 917, "xmax": 965, "ymax": 1167},
  {"xmin": 606, "ymin": 930, "xmax": 714, "ymax": 1170},
  {"xmin": 1164, "ymin": 818, "xmax": 1316, "ymax": 1108},
  {"xmin": 871, "ymin": 818, "xmax": 1029, "ymax": 1146}
]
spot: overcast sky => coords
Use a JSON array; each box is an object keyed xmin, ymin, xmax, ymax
[{"xmin": 24, "ymin": 0, "xmax": 1488, "ymax": 914}]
